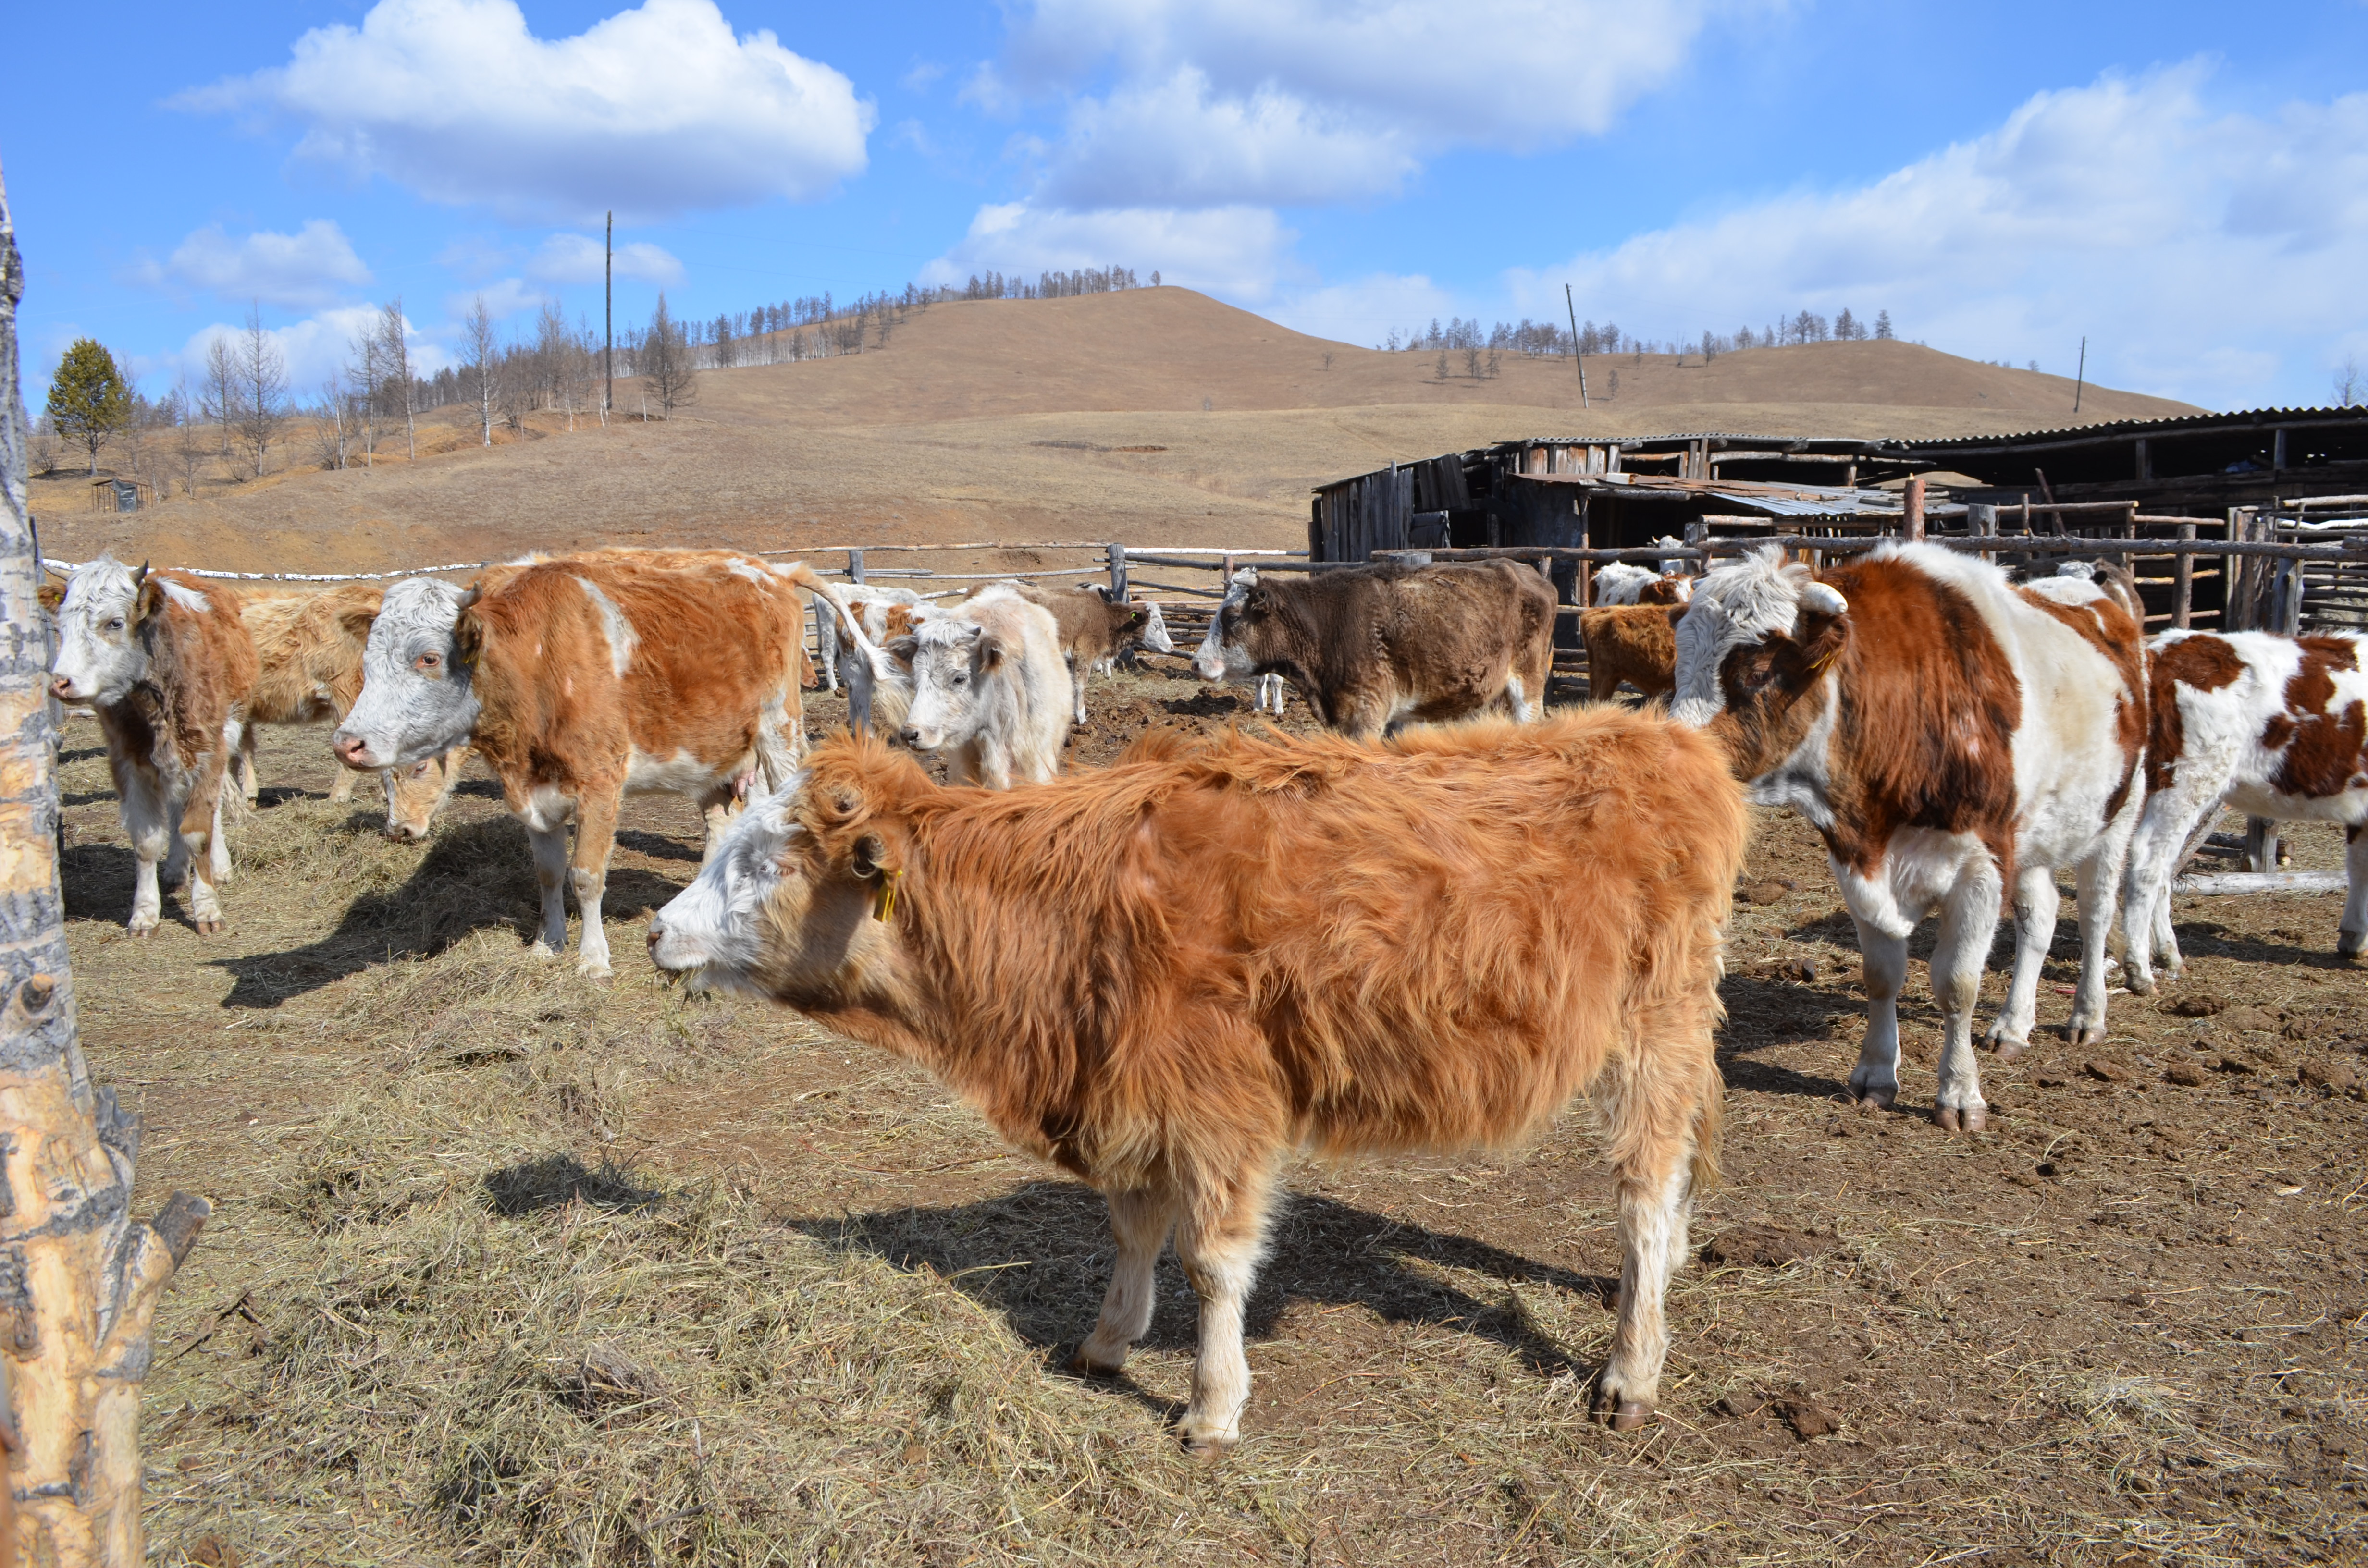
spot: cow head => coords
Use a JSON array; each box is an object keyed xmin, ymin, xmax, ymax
[
  {"xmin": 1193, "ymin": 568, "xmax": 1267, "ymax": 683},
  {"xmin": 646, "ymin": 756, "xmax": 911, "ymax": 1005},
  {"xmin": 333, "ymin": 576, "xmax": 481, "ymax": 772},
  {"xmin": 51, "ymin": 555, "xmax": 173, "ymax": 706},
  {"xmin": 1135, "ymin": 598, "xmax": 1174, "ymax": 654},
  {"xmin": 382, "ymin": 749, "xmax": 463, "ymax": 842},
  {"xmin": 894, "ymin": 615, "xmax": 1002, "ymax": 753},
  {"xmin": 1672, "ymin": 547, "xmax": 1851, "ymax": 777},
  {"xmin": 1093, "ymin": 585, "xmax": 1175, "ymax": 655}
]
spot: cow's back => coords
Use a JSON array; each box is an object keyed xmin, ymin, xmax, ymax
[{"xmin": 242, "ymin": 583, "xmax": 381, "ymax": 723}]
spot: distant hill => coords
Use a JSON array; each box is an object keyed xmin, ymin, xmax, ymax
[{"xmin": 38, "ymin": 288, "xmax": 2201, "ymax": 575}]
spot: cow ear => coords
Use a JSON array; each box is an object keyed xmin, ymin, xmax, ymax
[
  {"xmin": 886, "ymin": 636, "xmax": 917, "ymax": 667},
  {"xmin": 976, "ymin": 631, "xmax": 1007, "ymax": 671},
  {"xmin": 452, "ymin": 602, "xmax": 485, "ymax": 672},
  {"xmin": 339, "ymin": 605, "xmax": 379, "ymax": 641},
  {"xmin": 36, "ymin": 583, "xmax": 63, "ymax": 614},
  {"xmin": 1093, "ymin": 583, "xmax": 1116, "ymax": 603},
  {"xmin": 134, "ymin": 573, "xmax": 165, "ymax": 622},
  {"xmin": 850, "ymin": 832, "xmax": 889, "ymax": 879}
]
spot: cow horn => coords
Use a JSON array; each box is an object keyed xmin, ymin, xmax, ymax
[{"xmin": 1800, "ymin": 583, "xmax": 1849, "ymax": 617}]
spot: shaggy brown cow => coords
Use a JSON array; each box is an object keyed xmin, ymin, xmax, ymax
[
  {"xmin": 335, "ymin": 549, "xmax": 858, "ymax": 977},
  {"xmin": 236, "ymin": 584, "xmax": 461, "ymax": 838},
  {"xmin": 1192, "ymin": 561, "xmax": 1557, "ymax": 740},
  {"xmin": 51, "ymin": 557, "xmax": 259, "ymax": 934},
  {"xmin": 1581, "ymin": 604, "xmax": 1684, "ymax": 702},
  {"xmin": 647, "ymin": 711, "xmax": 1747, "ymax": 1451}
]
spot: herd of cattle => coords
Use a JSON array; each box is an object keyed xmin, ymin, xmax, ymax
[{"xmin": 38, "ymin": 537, "xmax": 2368, "ymax": 1453}]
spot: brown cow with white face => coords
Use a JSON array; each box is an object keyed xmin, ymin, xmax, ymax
[
  {"xmin": 1192, "ymin": 561, "xmax": 1556, "ymax": 740},
  {"xmin": 1672, "ymin": 543, "xmax": 2146, "ymax": 1132},
  {"xmin": 649, "ymin": 712, "xmax": 1746, "ymax": 1451}
]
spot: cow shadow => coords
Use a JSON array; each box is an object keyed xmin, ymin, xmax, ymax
[
  {"xmin": 59, "ymin": 842, "xmax": 140, "ymax": 926},
  {"xmin": 210, "ymin": 817, "xmax": 692, "ymax": 1008},
  {"xmin": 2165, "ymin": 918, "xmax": 2357, "ymax": 973},
  {"xmin": 615, "ymin": 829, "xmax": 703, "ymax": 865},
  {"xmin": 794, "ymin": 1181, "xmax": 1611, "ymax": 1422}
]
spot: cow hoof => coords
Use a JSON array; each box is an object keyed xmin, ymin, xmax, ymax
[
  {"xmin": 1070, "ymin": 1349, "xmax": 1124, "ymax": 1379},
  {"xmin": 2339, "ymin": 930, "xmax": 2368, "ymax": 960},
  {"xmin": 1935, "ymin": 1105, "xmax": 1986, "ymax": 1134},
  {"xmin": 1852, "ymin": 1090, "xmax": 1893, "ymax": 1115},
  {"xmin": 195, "ymin": 919, "xmax": 223, "ymax": 936},
  {"xmin": 578, "ymin": 961, "xmax": 614, "ymax": 981},
  {"xmin": 2069, "ymin": 1024, "xmax": 2107, "ymax": 1047},
  {"xmin": 2125, "ymin": 973, "xmax": 2156, "ymax": 997},
  {"xmin": 1181, "ymin": 1434, "xmax": 1237, "ymax": 1463},
  {"xmin": 1589, "ymin": 1396, "xmax": 1654, "ymax": 1431},
  {"xmin": 1990, "ymin": 1037, "xmax": 2026, "ymax": 1063},
  {"xmin": 128, "ymin": 924, "xmax": 157, "ymax": 939}
]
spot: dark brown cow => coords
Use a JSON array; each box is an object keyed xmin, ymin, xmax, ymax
[
  {"xmin": 1191, "ymin": 561, "xmax": 1556, "ymax": 739},
  {"xmin": 649, "ymin": 711, "xmax": 1747, "ymax": 1450}
]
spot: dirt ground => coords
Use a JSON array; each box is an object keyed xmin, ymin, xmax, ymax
[{"xmin": 54, "ymin": 669, "xmax": 2366, "ymax": 1567}]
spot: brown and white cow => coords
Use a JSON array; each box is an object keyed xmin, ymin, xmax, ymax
[
  {"xmin": 333, "ymin": 549, "xmax": 865, "ymax": 977},
  {"xmin": 1192, "ymin": 561, "xmax": 1556, "ymax": 740},
  {"xmin": 50, "ymin": 556, "xmax": 259, "ymax": 934},
  {"xmin": 1673, "ymin": 543, "xmax": 2146, "ymax": 1131},
  {"xmin": 997, "ymin": 584, "xmax": 1174, "ymax": 724},
  {"xmin": 235, "ymin": 584, "xmax": 461, "ymax": 839},
  {"xmin": 1580, "ymin": 604, "xmax": 1685, "ymax": 703},
  {"xmin": 647, "ymin": 711, "xmax": 1746, "ymax": 1448},
  {"xmin": 2121, "ymin": 630, "xmax": 2368, "ymax": 991}
]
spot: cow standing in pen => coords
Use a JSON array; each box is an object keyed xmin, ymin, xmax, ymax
[
  {"xmin": 1673, "ymin": 543, "xmax": 2146, "ymax": 1131},
  {"xmin": 1193, "ymin": 561, "xmax": 1555, "ymax": 740},
  {"xmin": 998, "ymin": 584, "xmax": 1173, "ymax": 725},
  {"xmin": 235, "ymin": 583, "xmax": 461, "ymax": 839},
  {"xmin": 333, "ymin": 549, "xmax": 864, "ymax": 977},
  {"xmin": 2121, "ymin": 629, "xmax": 2368, "ymax": 992},
  {"xmin": 891, "ymin": 586, "xmax": 1071, "ymax": 787},
  {"xmin": 49, "ymin": 556, "xmax": 258, "ymax": 934},
  {"xmin": 1581, "ymin": 604, "xmax": 1684, "ymax": 703},
  {"xmin": 647, "ymin": 712, "xmax": 1747, "ymax": 1451}
]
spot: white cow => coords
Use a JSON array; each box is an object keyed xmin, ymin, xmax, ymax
[{"xmin": 891, "ymin": 586, "xmax": 1071, "ymax": 788}]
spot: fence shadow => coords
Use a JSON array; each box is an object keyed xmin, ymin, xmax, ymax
[{"xmin": 795, "ymin": 1180, "xmax": 1612, "ymax": 1423}]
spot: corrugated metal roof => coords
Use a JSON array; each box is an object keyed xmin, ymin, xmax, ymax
[
  {"xmin": 1886, "ymin": 406, "xmax": 2368, "ymax": 452},
  {"xmin": 1517, "ymin": 470, "xmax": 1903, "ymax": 515}
]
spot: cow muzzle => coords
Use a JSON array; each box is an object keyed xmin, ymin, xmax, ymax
[{"xmin": 332, "ymin": 734, "xmax": 379, "ymax": 771}]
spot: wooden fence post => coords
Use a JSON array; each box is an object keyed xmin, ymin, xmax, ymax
[
  {"xmin": 1903, "ymin": 477, "xmax": 1926, "ymax": 542},
  {"xmin": 847, "ymin": 548, "xmax": 865, "ymax": 586},
  {"xmin": 1969, "ymin": 504, "xmax": 1997, "ymax": 562},
  {"xmin": 1107, "ymin": 542, "xmax": 1128, "ymax": 602},
  {"xmin": 2172, "ymin": 522, "xmax": 2195, "ymax": 629},
  {"xmin": 1, "ymin": 158, "xmax": 212, "ymax": 1568}
]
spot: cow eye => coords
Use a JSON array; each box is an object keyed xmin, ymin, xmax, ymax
[
  {"xmin": 415, "ymin": 652, "xmax": 441, "ymax": 671},
  {"xmin": 105, "ymin": 617, "xmax": 124, "ymax": 632}
]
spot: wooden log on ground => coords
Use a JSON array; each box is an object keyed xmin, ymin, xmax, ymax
[
  {"xmin": 2173, "ymin": 871, "xmax": 2347, "ymax": 895},
  {"xmin": 1, "ymin": 164, "xmax": 212, "ymax": 1568}
]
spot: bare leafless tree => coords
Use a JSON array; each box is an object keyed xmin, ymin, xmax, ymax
[
  {"xmin": 463, "ymin": 294, "xmax": 500, "ymax": 446},
  {"xmin": 202, "ymin": 336, "xmax": 241, "ymax": 477},
  {"xmin": 347, "ymin": 317, "xmax": 382, "ymax": 467},
  {"xmin": 641, "ymin": 294, "xmax": 699, "ymax": 418},
  {"xmin": 311, "ymin": 376, "xmax": 350, "ymax": 470},
  {"xmin": 2336, "ymin": 355, "xmax": 2363, "ymax": 408},
  {"xmin": 380, "ymin": 297, "xmax": 415, "ymax": 459},
  {"xmin": 233, "ymin": 302, "xmax": 287, "ymax": 477},
  {"xmin": 167, "ymin": 380, "xmax": 206, "ymax": 497}
]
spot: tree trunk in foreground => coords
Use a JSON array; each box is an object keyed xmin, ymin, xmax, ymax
[{"xmin": 0, "ymin": 157, "xmax": 211, "ymax": 1568}]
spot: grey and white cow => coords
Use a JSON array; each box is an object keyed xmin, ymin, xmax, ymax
[{"xmin": 891, "ymin": 586, "xmax": 1070, "ymax": 788}]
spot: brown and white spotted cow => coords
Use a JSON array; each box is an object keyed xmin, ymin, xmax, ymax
[
  {"xmin": 1673, "ymin": 543, "xmax": 2146, "ymax": 1131},
  {"xmin": 1193, "ymin": 561, "xmax": 1556, "ymax": 740},
  {"xmin": 2121, "ymin": 630, "xmax": 2368, "ymax": 991},
  {"xmin": 332, "ymin": 549, "xmax": 868, "ymax": 977},
  {"xmin": 50, "ymin": 556, "xmax": 259, "ymax": 934},
  {"xmin": 235, "ymin": 583, "xmax": 462, "ymax": 839}
]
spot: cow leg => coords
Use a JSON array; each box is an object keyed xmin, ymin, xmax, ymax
[
  {"xmin": 569, "ymin": 793, "xmax": 622, "ymax": 979},
  {"xmin": 1068, "ymin": 652, "xmax": 1087, "ymax": 727},
  {"xmin": 180, "ymin": 759, "xmax": 231, "ymax": 935},
  {"xmin": 1075, "ymin": 1185, "xmax": 1177, "ymax": 1376},
  {"xmin": 1591, "ymin": 1019, "xmax": 1715, "ymax": 1429},
  {"xmin": 1845, "ymin": 914, "xmax": 1909, "ymax": 1113},
  {"xmin": 1930, "ymin": 863, "xmax": 2002, "ymax": 1133},
  {"xmin": 814, "ymin": 601, "xmax": 839, "ymax": 695},
  {"xmin": 1173, "ymin": 1167, "xmax": 1275, "ymax": 1458},
  {"xmin": 527, "ymin": 823, "xmax": 572, "ymax": 960},
  {"xmin": 2065, "ymin": 846, "xmax": 2123, "ymax": 1046},
  {"xmin": 698, "ymin": 783, "xmax": 740, "ymax": 867},
  {"xmin": 2340, "ymin": 824, "xmax": 2368, "ymax": 959},
  {"xmin": 327, "ymin": 764, "xmax": 358, "ymax": 804},
  {"xmin": 120, "ymin": 770, "xmax": 170, "ymax": 936},
  {"xmin": 231, "ymin": 722, "xmax": 259, "ymax": 806},
  {"xmin": 2121, "ymin": 794, "xmax": 2214, "ymax": 995},
  {"xmin": 1987, "ymin": 863, "xmax": 2058, "ymax": 1058},
  {"xmin": 1504, "ymin": 672, "xmax": 1534, "ymax": 723}
]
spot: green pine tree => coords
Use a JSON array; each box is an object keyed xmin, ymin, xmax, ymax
[{"xmin": 46, "ymin": 339, "xmax": 132, "ymax": 476}]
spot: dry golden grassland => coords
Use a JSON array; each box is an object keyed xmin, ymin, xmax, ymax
[{"xmin": 53, "ymin": 675, "xmax": 2366, "ymax": 1568}]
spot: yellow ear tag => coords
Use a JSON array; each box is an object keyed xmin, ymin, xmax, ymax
[{"xmin": 872, "ymin": 868, "xmax": 902, "ymax": 922}]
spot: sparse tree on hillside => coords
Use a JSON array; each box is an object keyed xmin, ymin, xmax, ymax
[
  {"xmin": 45, "ymin": 338, "xmax": 132, "ymax": 475},
  {"xmin": 2335, "ymin": 355, "xmax": 2362, "ymax": 408},
  {"xmin": 1698, "ymin": 331, "xmax": 1718, "ymax": 364},
  {"xmin": 1874, "ymin": 310, "xmax": 1894, "ymax": 341},
  {"xmin": 167, "ymin": 380, "xmax": 206, "ymax": 497},
  {"xmin": 346, "ymin": 317, "xmax": 382, "ymax": 466},
  {"xmin": 463, "ymin": 294, "xmax": 500, "ymax": 446},
  {"xmin": 232, "ymin": 304, "xmax": 288, "ymax": 477},
  {"xmin": 202, "ymin": 336, "xmax": 243, "ymax": 477},
  {"xmin": 379, "ymin": 297, "xmax": 415, "ymax": 458},
  {"xmin": 1834, "ymin": 307, "xmax": 1860, "ymax": 341},
  {"xmin": 28, "ymin": 413, "xmax": 58, "ymax": 476},
  {"xmin": 641, "ymin": 294, "xmax": 698, "ymax": 418}
]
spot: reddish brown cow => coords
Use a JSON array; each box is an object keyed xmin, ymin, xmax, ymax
[
  {"xmin": 1581, "ymin": 604, "xmax": 1684, "ymax": 702},
  {"xmin": 648, "ymin": 711, "xmax": 1748, "ymax": 1450}
]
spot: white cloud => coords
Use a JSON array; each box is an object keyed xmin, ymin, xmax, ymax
[
  {"xmin": 1505, "ymin": 65, "xmax": 2368, "ymax": 407},
  {"xmin": 526, "ymin": 233, "xmax": 684, "ymax": 287},
  {"xmin": 129, "ymin": 220, "xmax": 371, "ymax": 309},
  {"xmin": 922, "ymin": 204, "xmax": 1292, "ymax": 302},
  {"xmin": 178, "ymin": 0, "xmax": 874, "ymax": 223},
  {"xmin": 177, "ymin": 306, "xmax": 453, "ymax": 400},
  {"xmin": 1002, "ymin": 0, "xmax": 1735, "ymax": 208},
  {"xmin": 1264, "ymin": 273, "xmax": 1460, "ymax": 349},
  {"xmin": 447, "ymin": 279, "xmax": 548, "ymax": 323}
]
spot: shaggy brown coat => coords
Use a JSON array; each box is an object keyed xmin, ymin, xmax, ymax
[
  {"xmin": 1580, "ymin": 604, "xmax": 1684, "ymax": 702},
  {"xmin": 660, "ymin": 710, "xmax": 1746, "ymax": 1449}
]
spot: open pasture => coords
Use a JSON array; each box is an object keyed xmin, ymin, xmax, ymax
[{"xmin": 58, "ymin": 675, "xmax": 2367, "ymax": 1567}]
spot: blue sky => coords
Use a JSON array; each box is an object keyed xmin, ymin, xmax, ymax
[{"xmin": 4, "ymin": 0, "xmax": 2365, "ymax": 411}]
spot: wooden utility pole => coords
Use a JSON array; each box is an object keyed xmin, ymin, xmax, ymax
[
  {"xmin": 1903, "ymin": 476, "xmax": 1926, "ymax": 542},
  {"xmin": 0, "ymin": 159, "xmax": 212, "ymax": 1568},
  {"xmin": 1565, "ymin": 284, "xmax": 1589, "ymax": 409},
  {"xmin": 2073, "ymin": 336, "xmax": 2086, "ymax": 416},
  {"xmin": 604, "ymin": 211, "xmax": 614, "ymax": 421}
]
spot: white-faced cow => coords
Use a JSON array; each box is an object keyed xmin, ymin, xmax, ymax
[
  {"xmin": 999, "ymin": 584, "xmax": 1173, "ymax": 725},
  {"xmin": 1673, "ymin": 543, "xmax": 2146, "ymax": 1131},
  {"xmin": 890, "ymin": 586, "xmax": 1070, "ymax": 787},
  {"xmin": 646, "ymin": 711, "xmax": 1746, "ymax": 1450},
  {"xmin": 50, "ymin": 556, "xmax": 258, "ymax": 934},
  {"xmin": 2121, "ymin": 630, "xmax": 2368, "ymax": 992},
  {"xmin": 235, "ymin": 584, "xmax": 461, "ymax": 839},
  {"xmin": 333, "ymin": 549, "xmax": 863, "ymax": 977},
  {"xmin": 1193, "ymin": 561, "xmax": 1556, "ymax": 741}
]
